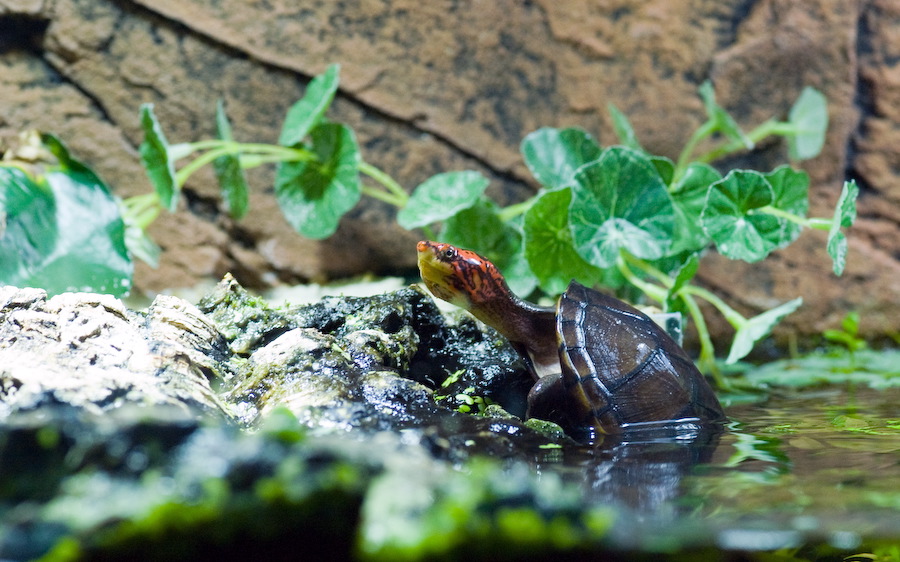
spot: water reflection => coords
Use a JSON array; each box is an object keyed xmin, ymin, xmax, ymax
[
  {"xmin": 528, "ymin": 387, "xmax": 900, "ymax": 551},
  {"xmin": 583, "ymin": 428, "xmax": 723, "ymax": 513},
  {"xmin": 537, "ymin": 425, "xmax": 724, "ymax": 514}
]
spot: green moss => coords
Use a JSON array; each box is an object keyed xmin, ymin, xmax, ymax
[{"xmin": 524, "ymin": 418, "xmax": 567, "ymax": 440}]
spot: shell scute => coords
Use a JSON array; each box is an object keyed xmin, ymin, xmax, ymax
[{"xmin": 557, "ymin": 281, "xmax": 724, "ymax": 433}]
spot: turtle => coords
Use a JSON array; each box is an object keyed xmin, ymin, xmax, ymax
[{"xmin": 416, "ymin": 240, "xmax": 725, "ymax": 443}]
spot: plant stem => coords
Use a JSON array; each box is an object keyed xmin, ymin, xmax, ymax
[
  {"xmin": 615, "ymin": 253, "xmax": 668, "ymax": 303},
  {"xmin": 674, "ymin": 120, "xmax": 717, "ymax": 182},
  {"xmin": 806, "ymin": 218, "xmax": 833, "ymax": 230},
  {"xmin": 498, "ymin": 198, "xmax": 535, "ymax": 222},
  {"xmin": 359, "ymin": 161, "xmax": 408, "ymax": 204},
  {"xmin": 696, "ymin": 119, "xmax": 794, "ymax": 165},
  {"xmin": 120, "ymin": 192, "xmax": 161, "ymax": 230},
  {"xmin": 360, "ymin": 184, "xmax": 407, "ymax": 207},
  {"xmin": 175, "ymin": 143, "xmax": 314, "ymax": 186},
  {"xmin": 680, "ymin": 293, "xmax": 726, "ymax": 386},
  {"xmin": 619, "ymin": 252, "xmax": 672, "ymax": 288},
  {"xmin": 681, "ymin": 285, "xmax": 746, "ymax": 329}
]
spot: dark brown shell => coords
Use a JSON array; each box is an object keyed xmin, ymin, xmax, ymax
[{"xmin": 556, "ymin": 281, "xmax": 725, "ymax": 434}]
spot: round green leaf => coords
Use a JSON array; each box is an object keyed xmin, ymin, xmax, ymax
[
  {"xmin": 523, "ymin": 188, "xmax": 604, "ymax": 295},
  {"xmin": 397, "ymin": 171, "xmax": 488, "ymax": 230},
  {"xmin": 669, "ymin": 163, "xmax": 720, "ymax": 254},
  {"xmin": 520, "ymin": 127, "xmax": 602, "ymax": 190},
  {"xmin": 701, "ymin": 170, "xmax": 781, "ymax": 262},
  {"xmin": 569, "ymin": 147, "xmax": 675, "ymax": 268},
  {"xmin": 275, "ymin": 122, "xmax": 361, "ymax": 239},
  {"xmin": 766, "ymin": 166, "xmax": 809, "ymax": 216},
  {"xmin": 787, "ymin": 86, "xmax": 828, "ymax": 161},
  {"xmin": 765, "ymin": 165, "xmax": 809, "ymax": 245},
  {"xmin": 0, "ymin": 166, "xmax": 57, "ymax": 285}
]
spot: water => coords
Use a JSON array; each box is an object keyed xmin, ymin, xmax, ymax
[
  {"xmin": 542, "ymin": 386, "xmax": 900, "ymax": 554},
  {"xmin": 697, "ymin": 387, "xmax": 900, "ymax": 550}
]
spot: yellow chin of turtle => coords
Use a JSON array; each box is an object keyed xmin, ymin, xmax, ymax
[{"xmin": 417, "ymin": 254, "xmax": 471, "ymax": 309}]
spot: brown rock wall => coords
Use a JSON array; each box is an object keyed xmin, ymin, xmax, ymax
[{"xmin": 1, "ymin": 0, "xmax": 898, "ymax": 343}]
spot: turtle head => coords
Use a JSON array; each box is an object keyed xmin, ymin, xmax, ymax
[
  {"xmin": 417, "ymin": 240, "xmax": 559, "ymax": 379},
  {"xmin": 416, "ymin": 240, "xmax": 511, "ymax": 313}
]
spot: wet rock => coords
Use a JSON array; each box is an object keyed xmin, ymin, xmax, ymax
[
  {"xmin": 197, "ymin": 275, "xmax": 557, "ymax": 454},
  {"xmin": 0, "ymin": 279, "xmax": 729, "ymax": 559}
]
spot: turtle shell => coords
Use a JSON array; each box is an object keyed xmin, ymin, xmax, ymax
[{"xmin": 555, "ymin": 281, "xmax": 725, "ymax": 434}]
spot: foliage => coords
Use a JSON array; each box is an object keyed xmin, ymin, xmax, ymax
[
  {"xmin": 0, "ymin": 64, "xmax": 860, "ymax": 383},
  {"xmin": 0, "ymin": 132, "xmax": 132, "ymax": 296},
  {"xmin": 715, "ymin": 312, "xmax": 899, "ymax": 392},
  {"xmin": 738, "ymin": 348, "xmax": 900, "ymax": 390}
]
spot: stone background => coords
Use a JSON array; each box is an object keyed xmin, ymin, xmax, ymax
[{"xmin": 1, "ymin": 0, "xmax": 898, "ymax": 346}]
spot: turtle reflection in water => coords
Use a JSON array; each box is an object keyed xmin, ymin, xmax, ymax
[{"xmin": 416, "ymin": 240, "xmax": 725, "ymax": 444}]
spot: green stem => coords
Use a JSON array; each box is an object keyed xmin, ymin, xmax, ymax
[
  {"xmin": 615, "ymin": 253, "xmax": 668, "ymax": 303},
  {"xmin": 238, "ymin": 154, "xmax": 298, "ymax": 168},
  {"xmin": 360, "ymin": 184, "xmax": 407, "ymax": 207},
  {"xmin": 695, "ymin": 119, "xmax": 792, "ymax": 165},
  {"xmin": 807, "ymin": 217, "xmax": 833, "ymax": 230},
  {"xmin": 680, "ymin": 292, "xmax": 727, "ymax": 387},
  {"xmin": 170, "ymin": 140, "xmax": 220, "ymax": 157},
  {"xmin": 756, "ymin": 207, "xmax": 835, "ymax": 231},
  {"xmin": 498, "ymin": 198, "xmax": 535, "ymax": 222},
  {"xmin": 755, "ymin": 205, "xmax": 816, "ymax": 229},
  {"xmin": 681, "ymin": 284, "xmax": 746, "ymax": 329},
  {"xmin": 619, "ymin": 251, "xmax": 672, "ymax": 288},
  {"xmin": 360, "ymin": 161, "xmax": 408, "ymax": 204},
  {"xmin": 175, "ymin": 149, "xmax": 225, "ymax": 186},
  {"xmin": 175, "ymin": 143, "xmax": 314, "ymax": 186},
  {"xmin": 674, "ymin": 120, "xmax": 717, "ymax": 182},
  {"xmin": 121, "ymin": 192, "xmax": 161, "ymax": 230}
]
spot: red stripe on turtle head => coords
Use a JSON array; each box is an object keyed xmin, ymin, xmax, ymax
[{"xmin": 416, "ymin": 241, "xmax": 510, "ymax": 309}]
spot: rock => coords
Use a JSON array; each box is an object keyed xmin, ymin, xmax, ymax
[
  {"xmin": 0, "ymin": 286, "xmax": 231, "ymax": 419},
  {"xmin": 0, "ymin": 278, "xmax": 729, "ymax": 559},
  {"xmin": 197, "ymin": 275, "xmax": 550, "ymax": 454}
]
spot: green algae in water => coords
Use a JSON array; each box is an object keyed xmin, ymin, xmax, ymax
[{"xmin": 682, "ymin": 387, "xmax": 900, "ymax": 553}]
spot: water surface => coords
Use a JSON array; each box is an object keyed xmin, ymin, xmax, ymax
[{"xmin": 546, "ymin": 386, "xmax": 900, "ymax": 554}]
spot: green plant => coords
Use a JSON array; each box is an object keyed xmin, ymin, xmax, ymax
[
  {"xmin": 823, "ymin": 311, "xmax": 867, "ymax": 354},
  {"xmin": 139, "ymin": 65, "xmax": 856, "ymax": 381},
  {"xmin": 0, "ymin": 131, "xmax": 132, "ymax": 296},
  {"xmin": 0, "ymin": 64, "xmax": 859, "ymax": 385},
  {"xmin": 732, "ymin": 313, "xmax": 899, "ymax": 391}
]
